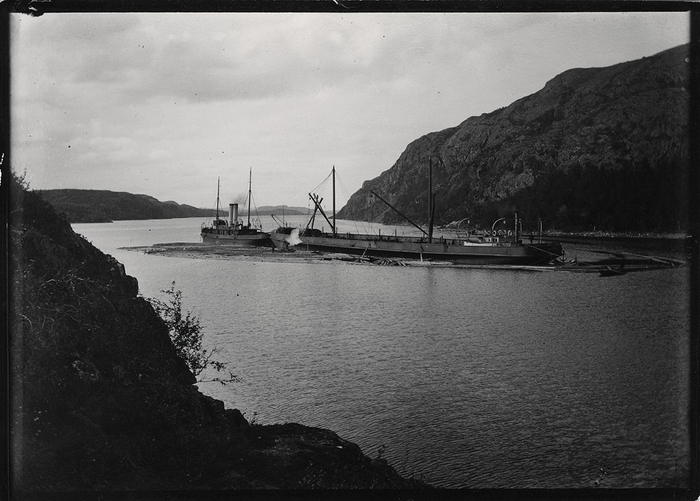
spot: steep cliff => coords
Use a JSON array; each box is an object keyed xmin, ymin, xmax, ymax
[
  {"xmin": 8, "ymin": 174, "xmax": 427, "ymax": 493},
  {"xmin": 338, "ymin": 44, "xmax": 690, "ymax": 233}
]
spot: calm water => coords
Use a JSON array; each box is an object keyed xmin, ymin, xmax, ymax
[{"xmin": 73, "ymin": 217, "xmax": 691, "ymax": 489}]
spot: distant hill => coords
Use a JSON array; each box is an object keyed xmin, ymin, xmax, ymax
[
  {"xmin": 241, "ymin": 205, "xmax": 309, "ymax": 216},
  {"xmin": 9, "ymin": 173, "xmax": 427, "ymax": 491},
  {"xmin": 37, "ymin": 190, "xmax": 311, "ymax": 223},
  {"xmin": 38, "ymin": 189, "xmax": 215, "ymax": 223},
  {"xmin": 338, "ymin": 44, "xmax": 690, "ymax": 233}
]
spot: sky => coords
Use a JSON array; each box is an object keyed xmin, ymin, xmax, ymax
[{"xmin": 11, "ymin": 11, "xmax": 690, "ymax": 210}]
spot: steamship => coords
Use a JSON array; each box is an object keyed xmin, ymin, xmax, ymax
[{"xmin": 200, "ymin": 172, "xmax": 270, "ymax": 247}]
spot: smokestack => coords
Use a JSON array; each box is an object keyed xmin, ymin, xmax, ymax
[{"xmin": 229, "ymin": 203, "xmax": 238, "ymax": 227}]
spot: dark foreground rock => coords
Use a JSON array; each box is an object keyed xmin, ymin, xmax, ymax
[{"xmin": 7, "ymin": 175, "xmax": 429, "ymax": 495}]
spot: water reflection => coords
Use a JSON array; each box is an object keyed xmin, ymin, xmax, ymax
[{"xmin": 73, "ymin": 218, "xmax": 691, "ymax": 489}]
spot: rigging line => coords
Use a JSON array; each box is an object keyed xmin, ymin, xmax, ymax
[
  {"xmin": 333, "ymin": 170, "xmax": 353, "ymax": 201},
  {"xmin": 310, "ymin": 170, "xmax": 333, "ymax": 195},
  {"xmin": 360, "ymin": 214, "xmax": 384, "ymax": 236},
  {"xmin": 249, "ymin": 176, "xmax": 258, "ymax": 212},
  {"xmin": 333, "ymin": 172, "xmax": 360, "ymax": 231},
  {"xmin": 333, "ymin": 170, "xmax": 378, "ymax": 236},
  {"xmin": 250, "ymin": 191, "xmax": 261, "ymax": 217}
]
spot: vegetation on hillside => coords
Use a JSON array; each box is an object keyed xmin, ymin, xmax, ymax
[
  {"xmin": 148, "ymin": 282, "xmax": 238, "ymax": 385},
  {"xmin": 8, "ymin": 173, "xmax": 428, "ymax": 492},
  {"xmin": 338, "ymin": 44, "xmax": 690, "ymax": 234},
  {"xmin": 37, "ymin": 189, "xmax": 215, "ymax": 223}
]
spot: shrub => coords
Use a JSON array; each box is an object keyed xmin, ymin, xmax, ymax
[{"xmin": 148, "ymin": 282, "xmax": 237, "ymax": 385}]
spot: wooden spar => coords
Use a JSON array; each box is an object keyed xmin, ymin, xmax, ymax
[
  {"xmin": 430, "ymin": 196, "xmax": 436, "ymax": 242},
  {"xmin": 306, "ymin": 195, "xmax": 322, "ymax": 229},
  {"xmin": 216, "ymin": 177, "xmax": 220, "ymax": 223},
  {"xmin": 309, "ymin": 193, "xmax": 335, "ymax": 233},
  {"xmin": 428, "ymin": 159, "xmax": 432, "ymax": 243},
  {"xmin": 332, "ymin": 166, "xmax": 336, "ymax": 236},
  {"xmin": 370, "ymin": 190, "xmax": 429, "ymax": 237},
  {"xmin": 247, "ymin": 168, "xmax": 252, "ymax": 228}
]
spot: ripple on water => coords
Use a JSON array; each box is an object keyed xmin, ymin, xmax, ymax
[{"xmin": 74, "ymin": 219, "xmax": 692, "ymax": 489}]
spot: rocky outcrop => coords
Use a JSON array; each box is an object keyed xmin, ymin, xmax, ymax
[
  {"xmin": 338, "ymin": 44, "xmax": 690, "ymax": 233},
  {"xmin": 8, "ymin": 174, "xmax": 428, "ymax": 493}
]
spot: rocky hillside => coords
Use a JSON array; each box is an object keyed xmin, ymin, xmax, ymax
[
  {"xmin": 338, "ymin": 44, "xmax": 690, "ymax": 233},
  {"xmin": 38, "ymin": 189, "xmax": 215, "ymax": 223},
  {"xmin": 8, "ymin": 174, "xmax": 427, "ymax": 493}
]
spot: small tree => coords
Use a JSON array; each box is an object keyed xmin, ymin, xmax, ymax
[{"xmin": 148, "ymin": 282, "xmax": 237, "ymax": 385}]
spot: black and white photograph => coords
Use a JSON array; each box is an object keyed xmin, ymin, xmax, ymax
[{"xmin": 6, "ymin": 5, "xmax": 696, "ymax": 498}]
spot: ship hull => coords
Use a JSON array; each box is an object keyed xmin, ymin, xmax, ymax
[
  {"xmin": 201, "ymin": 229, "xmax": 271, "ymax": 246},
  {"xmin": 295, "ymin": 233, "xmax": 562, "ymax": 265},
  {"xmin": 270, "ymin": 227, "xmax": 296, "ymax": 251}
]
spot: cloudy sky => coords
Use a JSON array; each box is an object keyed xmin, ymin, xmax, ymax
[{"xmin": 11, "ymin": 11, "xmax": 689, "ymax": 209}]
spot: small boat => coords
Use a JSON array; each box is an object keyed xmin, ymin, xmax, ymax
[
  {"xmin": 200, "ymin": 170, "xmax": 271, "ymax": 246},
  {"xmin": 271, "ymin": 164, "xmax": 564, "ymax": 266}
]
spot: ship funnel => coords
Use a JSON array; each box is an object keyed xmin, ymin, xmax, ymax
[{"xmin": 229, "ymin": 203, "xmax": 238, "ymax": 226}]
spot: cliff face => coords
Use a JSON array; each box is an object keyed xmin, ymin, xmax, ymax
[
  {"xmin": 338, "ymin": 44, "xmax": 690, "ymax": 233},
  {"xmin": 8, "ymin": 175, "xmax": 426, "ymax": 492}
]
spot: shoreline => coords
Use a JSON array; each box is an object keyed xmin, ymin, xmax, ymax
[
  {"xmin": 122, "ymin": 238, "xmax": 688, "ymax": 275},
  {"xmin": 14, "ymin": 181, "xmax": 431, "ymax": 491},
  {"xmin": 535, "ymin": 230, "xmax": 688, "ymax": 240},
  {"xmin": 75, "ymin": 215, "xmax": 690, "ymax": 241}
]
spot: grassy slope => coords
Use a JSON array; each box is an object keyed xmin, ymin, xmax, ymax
[{"xmin": 9, "ymin": 176, "xmax": 428, "ymax": 494}]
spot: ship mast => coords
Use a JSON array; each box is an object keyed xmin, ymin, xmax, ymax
[
  {"xmin": 428, "ymin": 158, "xmax": 434, "ymax": 243},
  {"xmin": 247, "ymin": 168, "xmax": 252, "ymax": 228},
  {"xmin": 216, "ymin": 177, "xmax": 220, "ymax": 222},
  {"xmin": 332, "ymin": 166, "xmax": 336, "ymax": 236},
  {"xmin": 308, "ymin": 166, "xmax": 336, "ymax": 234}
]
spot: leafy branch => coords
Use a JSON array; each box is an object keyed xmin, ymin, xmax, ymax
[{"xmin": 148, "ymin": 282, "xmax": 238, "ymax": 385}]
